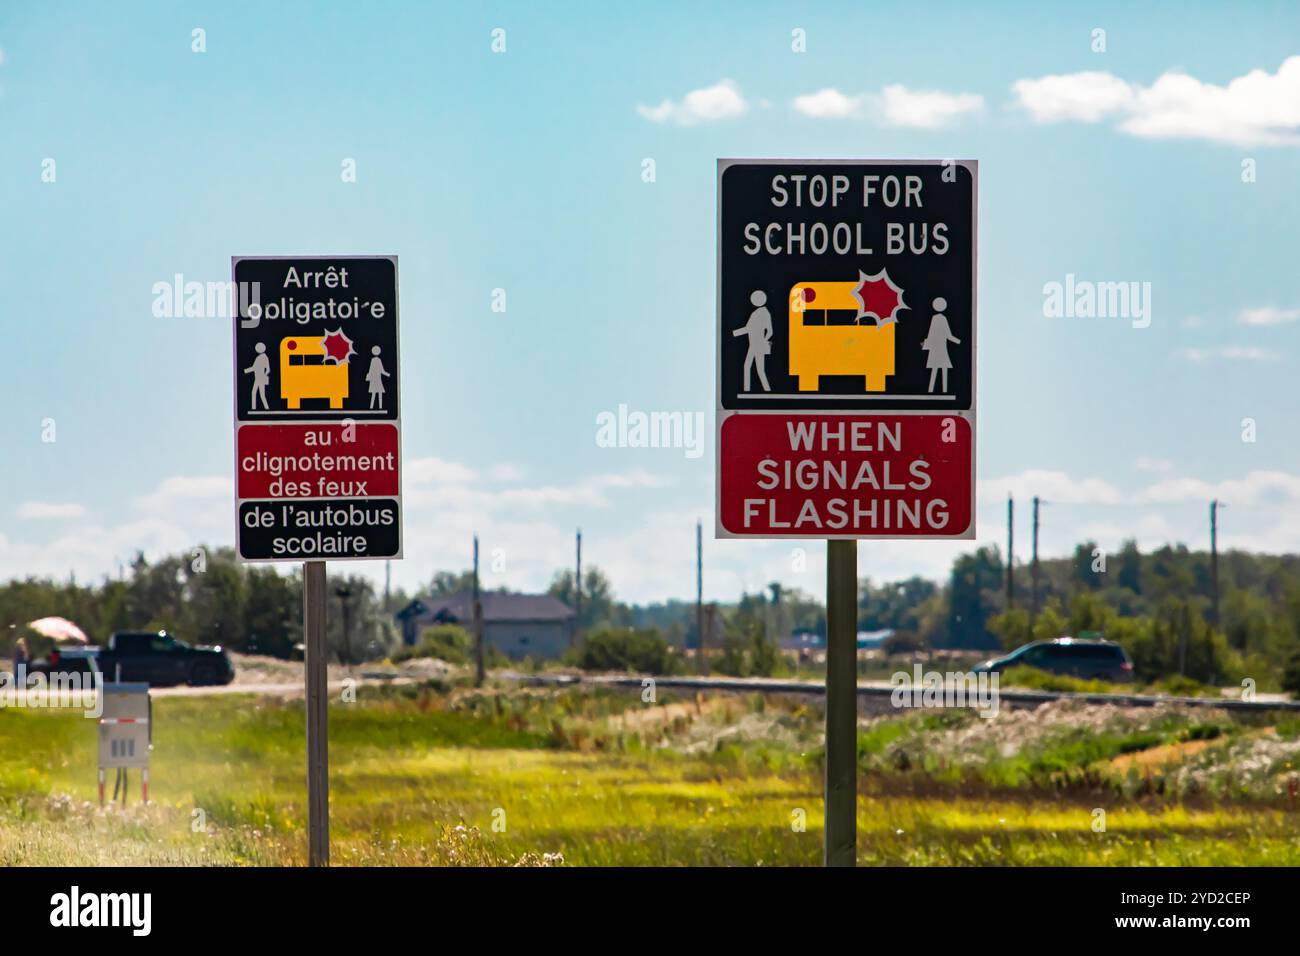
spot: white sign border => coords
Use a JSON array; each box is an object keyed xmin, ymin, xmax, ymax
[
  {"xmin": 231, "ymin": 255, "xmax": 404, "ymax": 563},
  {"xmin": 714, "ymin": 159, "xmax": 978, "ymax": 541}
]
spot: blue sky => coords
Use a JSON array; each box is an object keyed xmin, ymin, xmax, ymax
[{"xmin": 2, "ymin": 1, "xmax": 1299, "ymax": 604}]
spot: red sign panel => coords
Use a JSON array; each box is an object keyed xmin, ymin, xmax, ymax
[
  {"xmin": 237, "ymin": 422, "xmax": 400, "ymax": 500},
  {"xmin": 718, "ymin": 414, "xmax": 971, "ymax": 537}
]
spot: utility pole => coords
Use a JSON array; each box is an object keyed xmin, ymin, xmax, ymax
[
  {"xmin": 574, "ymin": 528, "xmax": 583, "ymax": 640},
  {"xmin": 334, "ymin": 584, "xmax": 354, "ymax": 666},
  {"xmin": 696, "ymin": 520, "xmax": 704, "ymax": 675},
  {"xmin": 473, "ymin": 535, "xmax": 484, "ymax": 687},
  {"xmin": 1030, "ymin": 496, "xmax": 1041, "ymax": 636},
  {"xmin": 1178, "ymin": 602, "xmax": 1190, "ymax": 676},
  {"xmin": 702, "ymin": 603, "xmax": 718, "ymax": 677},
  {"xmin": 1210, "ymin": 499, "xmax": 1222, "ymax": 630},
  {"xmin": 1006, "ymin": 496, "xmax": 1014, "ymax": 611}
]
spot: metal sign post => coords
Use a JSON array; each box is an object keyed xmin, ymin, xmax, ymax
[
  {"xmin": 824, "ymin": 540, "xmax": 858, "ymax": 865},
  {"xmin": 304, "ymin": 560, "xmax": 329, "ymax": 867},
  {"xmin": 473, "ymin": 535, "xmax": 484, "ymax": 687}
]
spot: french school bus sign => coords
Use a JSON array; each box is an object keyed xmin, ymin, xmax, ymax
[
  {"xmin": 716, "ymin": 160, "xmax": 976, "ymax": 539},
  {"xmin": 232, "ymin": 256, "xmax": 401, "ymax": 561}
]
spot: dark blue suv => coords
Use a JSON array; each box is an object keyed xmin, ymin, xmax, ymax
[{"xmin": 974, "ymin": 637, "xmax": 1134, "ymax": 682}]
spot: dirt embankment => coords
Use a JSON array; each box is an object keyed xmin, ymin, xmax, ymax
[{"xmin": 226, "ymin": 651, "xmax": 455, "ymax": 687}]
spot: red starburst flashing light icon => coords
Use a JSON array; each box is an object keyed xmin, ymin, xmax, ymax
[
  {"xmin": 321, "ymin": 328, "xmax": 355, "ymax": 364},
  {"xmin": 851, "ymin": 269, "xmax": 907, "ymax": 326}
]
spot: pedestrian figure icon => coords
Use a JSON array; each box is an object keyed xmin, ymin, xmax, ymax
[
  {"xmin": 922, "ymin": 297, "xmax": 961, "ymax": 394},
  {"xmin": 245, "ymin": 342, "xmax": 271, "ymax": 410},
  {"xmin": 733, "ymin": 290, "xmax": 772, "ymax": 392},
  {"xmin": 366, "ymin": 345, "xmax": 391, "ymax": 409}
]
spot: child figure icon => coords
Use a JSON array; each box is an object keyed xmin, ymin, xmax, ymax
[
  {"xmin": 366, "ymin": 345, "xmax": 391, "ymax": 410},
  {"xmin": 921, "ymin": 297, "xmax": 961, "ymax": 394}
]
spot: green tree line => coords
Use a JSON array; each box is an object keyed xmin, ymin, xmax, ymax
[
  {"xmin": 0, "ymin": 547, "xmax": 397, "ymax": 665},
  {"xmin": 5, "ymin": 538, "xmax": 1300, "ymax": 689}
]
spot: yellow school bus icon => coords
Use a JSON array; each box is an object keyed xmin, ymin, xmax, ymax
[
  {"xmin": 280, "ymin": 336, "xmax": 350, "ymax": 409},
  {"xmin": 788, "ymin": 280, "xmax": 896, "ymax": 392}
]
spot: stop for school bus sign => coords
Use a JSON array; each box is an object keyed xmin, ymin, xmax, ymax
[
  {"xmin": 232, "ymin": 256, "xmax": 402, "ymax": 561},
  {"xmin": 716, "ymin": 160, "xmax": 976, "ymax": 539}
]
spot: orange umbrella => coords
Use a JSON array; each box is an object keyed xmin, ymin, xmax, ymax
[{"xmin": 27, "ymin": 617, "xmax": 89, "ymax": 644}]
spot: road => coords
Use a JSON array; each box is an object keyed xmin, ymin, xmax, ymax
[
  {"xmin": 150, "ymin": 673, "xmax": 416, "ymax": 698},
  {"xmin": 142, "ymin": 668, "xmax": 1300, "ymax": 713},
  {"xmin": 498, "ymin": 671, "xmax": 1300, "ymax": 712}
]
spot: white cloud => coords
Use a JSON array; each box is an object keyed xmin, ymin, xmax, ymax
[
  {"xmin": 793, "ymin": 87, "xmax": 862, "ymax": 118},
  {"xmin": 490, "ymin": 471, "xmax": 667, "ymax": 508},
  {"xmin": 404, "ymin": 457, "xmax": 536, "ymax": 493},
  {"xmin": 0, "ymin": 516, "xmax": 203, "ymax": 584},
  {"xmin": 17, "ymin": 502, "xmax": 86, "ymax": 520},
  {"xmin": 1012, "ymin": 57, "xmax": 1300, "ymax": 146},
  {"xmin": 406, "ymin": 457, "xmax": 476, "ymax": 484},
  {"xmin": 1075, "ymin": 513, "xmax": 1176, "ymax": 548},
  {"xmin": 637, "ymin": 79, "xmax": 748, "ymax": 126},
  {"xmin": 1238, "ymin": 306, "xmax": 1300, "ymax": 326},
  {"xmin": 793, "ymin": 84, "xmax": 983, "ymax": 128},
  {"xmin": 376, "ymin": 464, "xmax": 678, "ymax": 601},
  {"xmin": 133, "ymin": 476, "xmax": 231, "ymax": 519},
  {"xmin": 972, "ymin": 467, "xmax": 1300, "ymax": 576},
  {"xmin": 1140, "ymin": 470, "xmax": 1300, "ymax": 505},
  {"xmin": 15, "ymin": 461, "xmax": 1300, "ymax": 606},
  {"xmin": 1175, "ymin": 345, "xmax": 1281, "ymax": 362},
  {"xmin": 406, "ymin": 467, "xmax": 669, "ymax": 513},
  {"xmin": 979, "ymin": 469, "xmax": 1123, "ymax": 505},
  {"xmin": 879, "ymin": 84, "xmax": 984, "ymax": 128},
  {"xmin": 0, "ymin": 463, "xmax": 676, "ymax": 599},
  {"xmin": 1012, "ymin": 71, "xmax": 1135, "ymax": 123}
]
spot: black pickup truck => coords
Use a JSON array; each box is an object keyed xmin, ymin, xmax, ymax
[{"xmin": 39, "ymin": 631, "xmax": 236, "ymax": 687}]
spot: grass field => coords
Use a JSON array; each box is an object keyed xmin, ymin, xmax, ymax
[{"xmin": 1, "ymin": 682, "xmax": 1298, "ymax": 866}]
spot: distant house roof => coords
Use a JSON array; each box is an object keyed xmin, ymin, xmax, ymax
[
  {"xmin": 857, "ymin": 629, "xmax": 894, "ymax": 648},
  {"xmin": 396, "ymin": 591, "xmax": 575, "ymax": 626},
  {"xmin": 780, "ymin": 631, "xmax": 825, "ymax": 650}
]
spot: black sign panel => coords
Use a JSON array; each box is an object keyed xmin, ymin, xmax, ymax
[
  {"xmin": 233, "ymin": 256, "xmax": 399, "ymax": 422},
  {"xmin": 238, "ymin": 500, "xmax": 400, "ymax": 561},
  {"xmin": 718, "ymin": 161, "xmax": 975, "ymax": 412}
]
